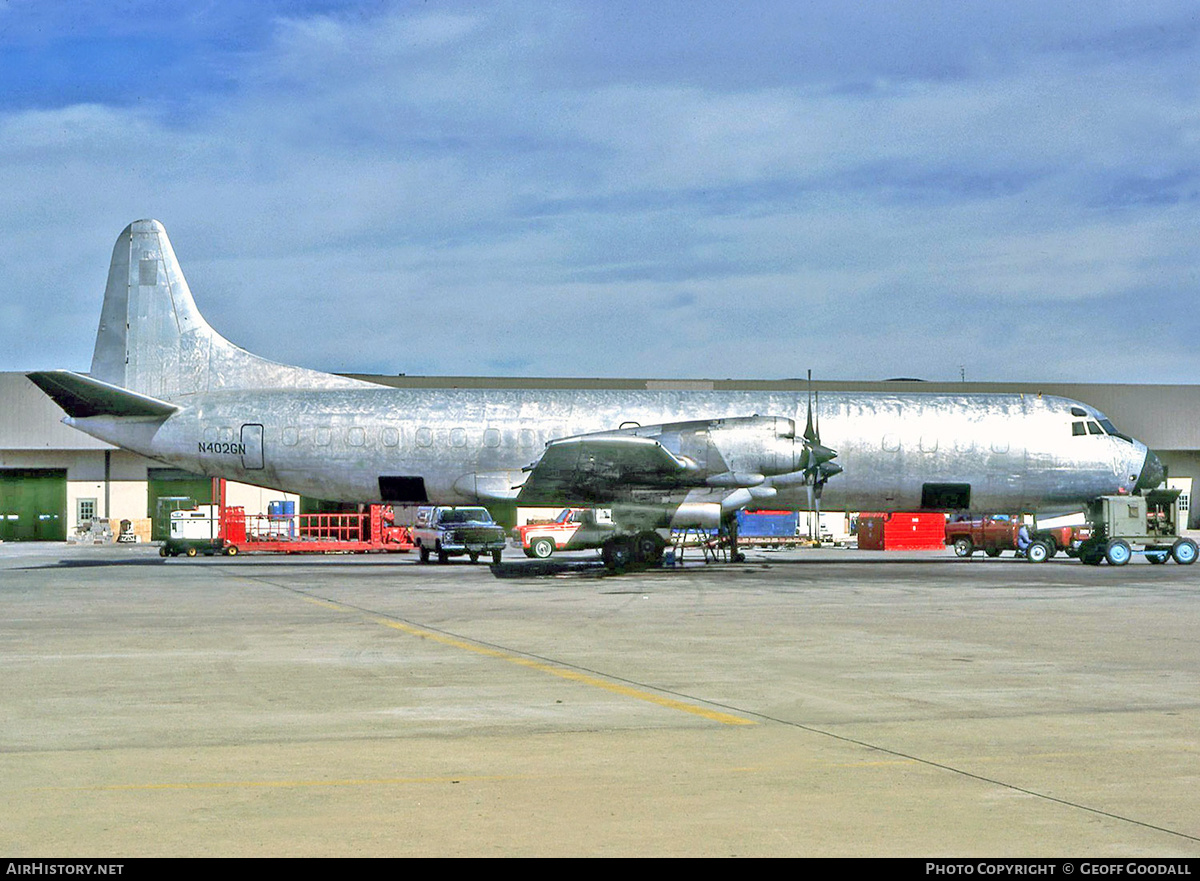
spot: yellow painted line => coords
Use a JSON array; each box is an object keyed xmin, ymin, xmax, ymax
[
  {"xmin": 371, "ymin": 616, "xmax": 754, "ymax": 726},
  {"xmin": 39, "ymin": 775, "xmax": 522, "ymax": 793},
  {"xmin": 302, "ymin": 598, "xmax": 350, "ymax": 611}
]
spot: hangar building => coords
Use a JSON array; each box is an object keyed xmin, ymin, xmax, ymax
[{"xmin": 2, "ymin": 372, "xmax": 1196, "ymax": 541}]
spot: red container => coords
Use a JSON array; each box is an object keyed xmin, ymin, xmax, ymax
[{"xmin": 857, "ymin": 512, "xmax": 946, "ymax": 550}]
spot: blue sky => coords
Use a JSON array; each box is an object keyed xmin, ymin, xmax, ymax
[{"xmin": 2, "ymin": 1, "xmax": 1198, "ymax": 382}]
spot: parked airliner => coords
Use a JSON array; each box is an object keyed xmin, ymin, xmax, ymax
[{"xmin": 28, "ymin": 221, "xmax": 1164, "ymax": 568}]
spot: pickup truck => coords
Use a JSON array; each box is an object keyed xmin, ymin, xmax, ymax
[
  {"xmin": 412, "ymin": 506, "xmax": 507, "ymax": 564},
  {"xmin": 945, "ymin": 516, "xmax": 1087, "ymax": 559},
  {"xmin": 513, "ymin": 508, "xmax": 615, "ymax": 558}
]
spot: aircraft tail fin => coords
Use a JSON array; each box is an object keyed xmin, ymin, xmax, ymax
[{"xmin": 89, "ymin": 220, "xmax": 368, "ymax": 398}]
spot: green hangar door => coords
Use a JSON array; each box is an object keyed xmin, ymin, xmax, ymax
[
  {"xmin": 147, "ymin": 468, "xmax": 213, "ymax": 541},
  {"xmin": 0, "ymin": 469, "xmax": 67, "ymax": 541}
]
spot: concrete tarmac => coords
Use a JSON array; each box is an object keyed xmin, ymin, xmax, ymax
[{"xmin": 2, "ymin": 542, "xmax": 1198, "ymax": 857}]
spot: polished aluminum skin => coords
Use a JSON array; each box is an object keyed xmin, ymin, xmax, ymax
[{"xmin": 29, "ymin": 221, "xmax": 1162, "ymax": 531}]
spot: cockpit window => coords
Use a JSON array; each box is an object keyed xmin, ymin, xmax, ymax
[
  {"xmin": 1072, "ymin": 422, "xmax": 1086, "ymax": 436},
  {"xmin": 1098, "ymin": 419, "xmax": 1133, "ymax": 443},
  {"xmin": 1087, "ymin": 421, "xmax": 1104, "ymax": 435},
  {"xmin": 1070, "ymin": 407, "xmax": 1088, "ymax": 417}
]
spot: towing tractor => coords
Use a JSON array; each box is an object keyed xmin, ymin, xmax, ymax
[{"xmin": 1072, "ymin": 490, "xmax": 1197, "ymax": 566}]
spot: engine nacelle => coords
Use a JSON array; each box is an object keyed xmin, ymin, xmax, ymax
[
  {"xmin": 670, "ymin": 501, "xmax": 723, "ymax": 530},
  {"xmin": 617, "ymin": 415, "xmax": 798, "ymax": 482}
]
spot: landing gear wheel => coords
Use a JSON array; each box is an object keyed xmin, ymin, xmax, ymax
[
  {"xmin": 1147, "ymin": 550, "xmax": 1169, "ymax": 565},
  {"xmin": 632, "ymin": 531, "xmax": 666, "ymax": 566},
  {"xmin": 530, "ymin": 537, "xmax": 555, "ymax": 559},
  {"xmin": 602, "ymin": 537, "xmax": 634, "ymax": 571},
  {"xmin": 1026, "ymin": 540, "xmax": 1050, "ymax": 563},
  {"xmin": 224, "ymin": 545, "xmax": 239, "ymax": 556},
  {"xmin": 985, "ymin": 548, "xmax": 1002, "ymax": 558},
  {"xmin": 185, "ymin": 546, "xmax": 198, "ymax": 558},
  {"xmin": 1104, "ymin": 539, "xmax": 1132, "ymax": 566},
  {"xmin": 1171, "ymin": 538, "xmax": 1198, "ymax": 565},
  {"xmin": 492, "ymin": 549, "xmax": 503, "ymax": 565},
  {"xmin": 953, "ymin": 537, "xmax": 973, "ymax": 557}
]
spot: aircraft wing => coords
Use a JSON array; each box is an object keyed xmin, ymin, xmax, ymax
[{"xmin": 517, "ymin": 434, "xmax": 701, "ymax": 505}]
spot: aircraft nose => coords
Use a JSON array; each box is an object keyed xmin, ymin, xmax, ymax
[{"xmin": 1135, "ymin": 449, "xmax": 1165, "ymax": 492}]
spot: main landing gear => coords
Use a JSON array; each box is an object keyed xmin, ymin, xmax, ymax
[
  {"xmin": 601, "ymin": 531, "xmax": 667, "ymax": 571},
  {"xmin": 599, "ymin": 517, "xmax": 746, "ymax": 572}
]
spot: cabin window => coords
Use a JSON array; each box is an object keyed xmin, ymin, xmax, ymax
[
  {"xmin": 218, "ymin": 426, "xmax": 234, "ymax": 443},
  {"xmin": 416, "ymin": 427, "xmax": 432, "ymax": 447},
  {"xmin": 991, "ymin": 439, "xmax": 1009, "ymax": 454},
  {"xmin": 315, "ymin": 428, "xmax": 331, "ymax": 446},
  {"xmin": 1087, "ymin": 421, "xmax": 1104, "ymax": 435},
  {"xmin": 519, "ymin": 429, "xmax": 536, "ymax": 448},
  {"xmin": 1072, "ymin": 422, "xmax": 1086, "ymax": 436},
  {"xmin": 919, "ymin": 435, "xmax": 938, "ymax": 453},
  {"xmin": 882, "ymin": 434, "xmax": 900, "ymax": 452},
  {"xmin": 347, "ymin": 427, "xmax": 365, "ymax": 447},
  {"xmin": 281, "ymin": 427, "xmax": 299, "ymax": 446},
  {"xmin": 483, "ymin": 428, "xmax": 501, "ymax": 448},
  {"xmin": 450, "ymin": 428, "xmax": 467, "ymax": 447},
  {"xmin": 381, "ymin": 427, "xmax": 400, "ymax": 447}
]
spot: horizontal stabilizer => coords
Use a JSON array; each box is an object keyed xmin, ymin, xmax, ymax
[{"xmin": 27, "ymin": 370, "xmax": 179, "ymax": 419}]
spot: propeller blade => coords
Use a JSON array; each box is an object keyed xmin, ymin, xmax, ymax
[
  {"xmin": 799, "ymin": 370, "xmax": 842, "ymax": 509},
  {"xmin": 806, "ymin": 443, "xmax": 837, "ymax": 466},
  {"xmin": 804, "ymin": 369, "xmax": 817, "ymax": 443},
  {"xmin": 818, "ymin": 462, "xmax": 843, "ymax": 480}
]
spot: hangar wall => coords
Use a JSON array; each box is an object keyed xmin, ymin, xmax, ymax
[{"xmin": 0, "ymin": 375, "xmax": 298, "ymax": 539}]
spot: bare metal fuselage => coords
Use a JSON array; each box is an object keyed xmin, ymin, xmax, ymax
[{"xmin": 68, "ymin": 385, "xmax": 1149, "ymax": 516}]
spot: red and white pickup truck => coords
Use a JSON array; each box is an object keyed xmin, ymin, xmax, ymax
[{"xmin": 513, "ymin": 508, "xmax": 616, "ymax": 558}]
